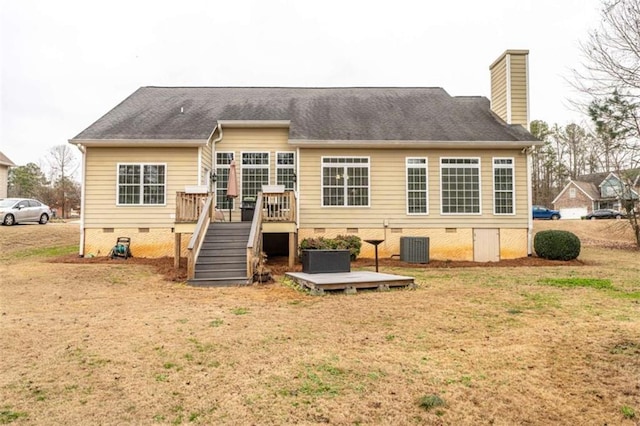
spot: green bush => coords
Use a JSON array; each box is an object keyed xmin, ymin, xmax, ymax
[
  {"xmin": 334, "ymin": 235, "xmax": 362, "ymax": 260},
  {"xmin": 299, "ymin": 235, "xmax": 362, "ymax": 260},
  {"xmin": 534, "ymin": 230, "xmax": 581, "ymax": 260}
]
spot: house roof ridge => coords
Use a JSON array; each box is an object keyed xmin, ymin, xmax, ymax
[{"xmin": 140, "ymin": 85, "xmax": 452, "ymax": 91}]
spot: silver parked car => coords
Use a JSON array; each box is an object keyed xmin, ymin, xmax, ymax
[{"xmin": 0, "ymin": 198, "xmax": 52, "ymax": 226}]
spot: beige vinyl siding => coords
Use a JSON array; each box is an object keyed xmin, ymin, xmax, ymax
[
  {"xmin": 214, "ymin": 128, "xmax": 290, "ymax": 213},
  {"xmin": 0, "ymin": 166, "xmax": 8, "ymax": 198},
  {"xmin": 489, "ymin": 50, "xmax": 529, "ymax": 127},
  {"xmin": 298, "ymin": 148, "xmax": 529, "ymax": 229},
  {"xmin": 490, "ymin": 58, "xmax": 508, "ymax": 122},
  {"xmin": 509, "ymin": 53, "xmax": 528, "ymax": 127},
  {"xmin": 200, "ymin": 142, "xmax": 213, "ymax": 185},
  {"xmin": 84, "ymin": 147, "xmax": 199, "ymax": 227}
]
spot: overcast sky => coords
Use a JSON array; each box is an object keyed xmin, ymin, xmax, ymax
[{"xmin": 1, "ymin": 0, "xmax": 603, "ymax": 169}]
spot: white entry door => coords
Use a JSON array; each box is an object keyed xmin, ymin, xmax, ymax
[{"xmin": 474, "ymin": 228, "xmax": 500, "ymax": 262}]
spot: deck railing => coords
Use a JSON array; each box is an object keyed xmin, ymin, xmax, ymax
[
  {"xmin": 179, "ymin": 190, "xmax": 296, "ymax": 281},
  {"xmin": 186, "ymin": 195, "xmax": 214, "ymax": 279},
  {"xmin": 246, "ymin": 193, "xmax": 265, "ymax": 280},
  {"xmin": 176, "ymin": 192, "xmax": 209, "ymax": 222},
  {"xmin": 262, "ymin": 191, "xmax": 296, "ymax": 222}
]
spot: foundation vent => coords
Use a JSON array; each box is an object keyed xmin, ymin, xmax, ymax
[{"xmin": 400, "ymin": 237, "xmax": 429, "ymax": 263}]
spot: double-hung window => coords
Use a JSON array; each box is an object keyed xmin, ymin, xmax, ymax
[
  {"xmin": 276, "ymin": 152, "xmax": 296, "ymax": 190},
  {"xmin": 493, "ymin": 158, "xmax": 515, "ymax": 214},
  {"xmin": 440, "ymin": 158, "xmax": 480, "ymax": 214},
  {"xmin": 117, "ymin": 164, "xmax": 166, "ymax": 205},
  {"xmin": 406, "ymin": 157, "xmax": 428, "ymax": 214},
  {"xmin": 241, "ymin": 152, "xmax": 269, "ymax": 199},
  {"xmin": 322, "ymin": 157, "xmax": 369, "ymax": 207},
  {"xmin": 215, "ymin": 152, "xmax": 234, "ymax": 210}
]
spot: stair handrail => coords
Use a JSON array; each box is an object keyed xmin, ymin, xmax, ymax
[
  {"xmin": 187, "ymin": 195, "xmax": 214, "ymax": 279},
  {"xmin": 246, "ymin": 192, "xmax": 264, "ymax": 280}
]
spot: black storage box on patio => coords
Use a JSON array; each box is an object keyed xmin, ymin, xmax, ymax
[
  {"xmin": 241, "ymin": 197, "xmax": 256, "ymax": 221},
  {"xmin": 302, "ymin": 250, "xmax": 351, "ymax": 274}
]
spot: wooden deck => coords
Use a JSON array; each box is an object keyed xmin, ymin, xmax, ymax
[{"xmin": 285, "ymin": 271, "xmax": 415, "ymax": 295}]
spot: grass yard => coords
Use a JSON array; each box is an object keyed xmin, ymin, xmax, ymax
[{"xmin": 0, "ymin": 221, "xmax": 639, "ymax": 425}]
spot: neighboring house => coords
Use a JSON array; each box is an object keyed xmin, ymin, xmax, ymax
[
  {"xmin": 69, "ymin": 49, "xmax": 541, "ymax": 271},
  {"xmin": 553, "ymin": 171, "xmax": 640, "ymax": 219},
  {"xmin": 0, "ymin": 151, "xmax": 16, "ymax": 198}
]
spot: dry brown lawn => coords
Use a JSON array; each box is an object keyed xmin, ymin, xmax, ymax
[{"xmin": 1, "ymin": 221, "xmax": 639, "ymax": 425}]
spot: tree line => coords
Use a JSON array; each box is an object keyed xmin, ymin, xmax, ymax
[{"xmin": 529, "ymin": 117, "xmax": 639, "ymax": 209}]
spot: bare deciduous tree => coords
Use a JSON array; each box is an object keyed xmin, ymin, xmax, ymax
[
  {"xmin": 574, "ymin": 0, "xmax": 640, "ymax": 246},
  {"xmin": 47, "ymin": 145, "xmax": 79, "ymax": 218}
]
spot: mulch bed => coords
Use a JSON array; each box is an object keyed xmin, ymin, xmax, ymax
[{"xmin": 51, "ymin": 253, "xmax": 585, "ymax": 283}]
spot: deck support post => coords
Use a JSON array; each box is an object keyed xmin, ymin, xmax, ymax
[
  {"xmin": 174, "ymin": 232, "xmax": 181, "ymax": 269},
  {"xmin": 288, "ymin": 232, "xmax": 296, "ymax": 268}
]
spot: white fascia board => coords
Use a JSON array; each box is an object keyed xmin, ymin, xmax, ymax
[
  {"xmin": 217, "ymin": 120, "xmax": 290, "ymax": 128},
  {"xmin": 288, "ymin": 139, "xmax": 544, "ymax": 149},
  {"xmin": 68, "ymin": 139, "xmax": 208, "ymax": 147}
]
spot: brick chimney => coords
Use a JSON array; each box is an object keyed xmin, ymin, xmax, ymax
[{"xmin": 489, "ymin": 50, "xmax": 529, "ymax": 128}]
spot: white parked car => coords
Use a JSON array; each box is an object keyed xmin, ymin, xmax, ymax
[{"xmin": 0, "ymin": 198, "xmax": 52, "ymax": 226}]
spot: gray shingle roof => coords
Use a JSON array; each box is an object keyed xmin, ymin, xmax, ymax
[
  {"xmin": 72, "ymin": 87, "xmax": 538, "ymax": 142},
  {"xmin": 572, "ymin": 181, "xmax": 600, "ymax": 200}
]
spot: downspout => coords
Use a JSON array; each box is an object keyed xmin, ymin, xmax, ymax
[
  {"xmin": 526, "ymin": 145, "xmax": 535, "ymax": 256},
  {"xmin": 211, "ymin": 123, "xmax": 224, "ymax": 145},
  {"xmin": 75, "ymin": 143, "xmax": 87, "ymax": 257},
  {"xmin": 296, "ymin": 146, "xmax": 300, "ymax": 231},
  {"xmin": 208, "ymin": 123, "xmax": 224, "ymax": 199}
]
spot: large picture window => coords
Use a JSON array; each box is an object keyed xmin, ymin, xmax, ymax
[
  {"xmin": 406, "ymin": 157, "xmax": 428, "ymax": 214},
  {"xmin": 440, "ymin": 158, "xmax": 480, "ymax": 214},
  {"xmin": 493, "ymin": 158, "xmax": 515, "ymax": 214},
  {"xmin": 276, "ymin": 152, "xmax": 296, "ymax": 190},
  {"xmin": 215, "ymin": 152, "xmax": 234, "ymax": 210},
  {"xmin": 117, "ymin": 164, "xmax": 166, "ymax": 205},
  {"xmin": 322, "ymin": 157, "xmax": 369, "ymax": 207},
  {"xmin": 242, "ymin": 152, "xmax": 269, "ymax": 199}
]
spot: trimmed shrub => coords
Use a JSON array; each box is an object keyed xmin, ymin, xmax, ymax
[
  {"xmin": 334, "ymin": 235, "xmax": 362, "ymax": 260},
  {"xmin": 299, "ymin": 235, "xmax": 362, "ymax": 260},
  {"xmin": 534, "ymin": 230, "xmax": 581, "ymax": 260}
]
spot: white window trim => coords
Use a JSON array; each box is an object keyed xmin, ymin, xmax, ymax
[
  {"xmin": 406, "ymin": 157, "xmax": 429, "ymax": 215},
  {"xmin": 569, "ymin": 187, "xmax": 576, "ymax": 199},
  {"xmin": 276, "ymin": 151, "xmax": 296, "ymax": 190},
  {"xmin": 439, "ymin": 157, "xmax": 482, "ymax": 215},
  {"xmin": 321, "ymin": 156, "xmax": 371, "ymax": 208},
  {"xmin": 241, "ymin": 151, "xmax": 270, "ymax": 199},
  {"xmin": 215, "ymin": 151, "xmax": 235, "ymax": 211},
  {"xmin": 492, "ymin": 157, "xmax": 516, "ymax": 215},
  {"xmin": 116, "ymin": 162, "xmax": 167, "ymax": 206}
]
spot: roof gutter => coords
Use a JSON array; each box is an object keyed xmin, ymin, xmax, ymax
[
  {"xmin": 68, "ymin": 139, "xmax": 208, "ymax": 147},
  {"xmin": 288, "ymin": 139, "xmax": 544, "ymax": 149},
  {"xmin": 217, "ymin": 120, "xmax": 290, "ymax": 128}
]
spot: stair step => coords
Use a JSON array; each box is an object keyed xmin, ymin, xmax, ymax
[
  {"xmin": 202, "ymin": 241, "xmax": 247, "ymax": 249},
  {"xmin": 208, "ymin": 224, "xmax": 252, "ymax": 232},
  {"xmin": 194, "ymin": 269, "xmax": 248, "ymax": 279},
  {"xmin": 199, "ymin": 249, "xmax": 245, "ymax": 257},
  {"xmin": 196, "ymin": 261, "xmax": 245, "ymax": 270},
  {"xmin": 188, "ymin": 277, "xmax": 251, "ymax": 287},
  {"xmin": 196, "ymin": 256, "xmax": 245, "ymax": 263},
  {"xmin": 193, "ymin": 221, "xmax": 253, "ymax": 285},
  {"xmin": 205, "ymin": 229, "xmax": 249, "ymax": 239}
]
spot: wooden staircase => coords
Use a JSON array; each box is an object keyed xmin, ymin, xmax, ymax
[{"xmin": 188, "ymin": 222, "xmax": 252, "ymax": 287}]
